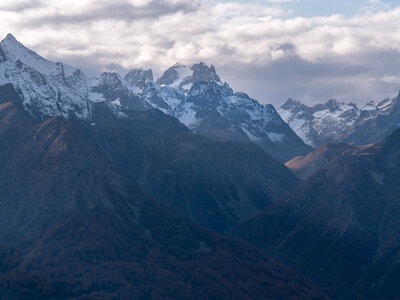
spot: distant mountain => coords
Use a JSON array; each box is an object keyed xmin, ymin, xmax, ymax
[
  {"xmin": 0, "ymin": 83, "xmax": 326, "ymax": 299},
  {"xmin": 338, "ymin": 93, "xmax": 400, "ymax": 145},
  {"xmin": 279, "ymin": 95, "xmax": 400, "ymax": 148},
  {"xmin": 235, "ymin": 128, "xmax": 400, "ymax": 299},
  {"xmin": 0, "ymin": 34, "xmax": 311, "ymax": 162},
  {"xmin": 278, "ymin": 98, "xmax": 361, "ymax": 147}
]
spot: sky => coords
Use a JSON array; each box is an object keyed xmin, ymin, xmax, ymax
[{"xmin": 1, "ymin": 0, "xmax": 400, "ymax": 106}]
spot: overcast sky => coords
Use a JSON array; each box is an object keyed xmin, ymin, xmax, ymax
[{"xmin": 1, "ymin": 0, "xmax": 400, "ymax": 106}]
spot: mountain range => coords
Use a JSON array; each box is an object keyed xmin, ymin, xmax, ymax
[
  {"xmin": 0, "ymin": 33, "xmax": 311, "ymax": 162},
  {"xmin": 0, "ymin": 34, "xmax": 307, "ymax": 234},
  {"xmin": 1, "ymin": 31, "xmax": 400, "ymax": 299},
  {"xmin": 279, "ymin": 96, "xmax": 400, "ymax": 148}
]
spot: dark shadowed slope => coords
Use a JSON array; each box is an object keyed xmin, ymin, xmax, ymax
[
  {"xmin": 235, "ymin": 129, "xmax": 400, "ymax": 299},
  {"xmin": 82, "ymin": 101, "xmax": 301, "ymax": 234},
  {"xmin": 285, "ymin": 143, "xmax": 372, "ymax": 180},
  {"xmin": 0, "ymin": 84, "xmax": 326, "ymax": 299}
]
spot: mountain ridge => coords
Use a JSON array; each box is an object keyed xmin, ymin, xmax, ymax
[
  {"xmin": 279, "ymin": 95, "xmax": 400, "ymax": 148},
  {"xmin": 0, "ymin": 33, "xmax": 311, "ymax": 162}
]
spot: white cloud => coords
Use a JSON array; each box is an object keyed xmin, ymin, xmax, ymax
[{"xmin": 1, "ymin": 0, "xmax": 400, "ymax": 105}]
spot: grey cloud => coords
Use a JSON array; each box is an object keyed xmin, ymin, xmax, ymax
[
  {"xmin": 22, "ymin": 0, "xmax": 203, "ymax": 27},
  {"xmin": 217, "ymin": 50, "xmax": 400, "ymax": 107},
  {"xmin": 4, "ymin": 1, "xmax": 400, "ymax": 108},
  {"xmin": 0, "ymin": 0, "xmax": 43, "ymax": 12}
]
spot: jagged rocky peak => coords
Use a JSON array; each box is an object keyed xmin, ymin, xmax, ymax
[
  {"xmin": 0, "ymin": 33, "xmax": 94, "ymax": 120},
  {"xmin": 157, "ymin": 62, "xmax": 221, "ymax": 89},
  {"xmin": 190, "ymin": 62, "xmax": 221, "ymax": 83},
  {"xmin": 1, "ymin": 33, "xmax": 19, "ymax": 47},
  {"xmin": 99, "ymin": 72, "xmax": 123, "ymax": 84},
  {"xmin": 0, "ymin": 33, "xmax": 75, "ymax": 77},
  {"xmin": 324, "ymin": 99, "xmax": 341, "ymax": 111},
  {"xmin": 281, "ymin": 98, "xmax": 302, "ymax": 110},
  {"xmin": 124, "ymin": 68, "xmax": 153, "ymax": 85},
  {"xmin": 323, "ymin": 98, "xmax": 358, "ymax": 112},
  {"xmin": 156, "ymin": 62, "xmax": 190, "ymax": 86},
  {"xmin": 0, "ymin": 33, "xmax": 42, "ymax": 65}
]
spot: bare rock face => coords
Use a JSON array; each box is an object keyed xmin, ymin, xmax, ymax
[
  {"xmin": 235, "ymin": 128, "xmax": 400, "ymax": 299},
  {"xmin": 0, "ymin": 83, "xmax": 327, "ymax": 300}
]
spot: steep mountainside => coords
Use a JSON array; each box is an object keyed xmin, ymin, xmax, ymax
[
  {"xmin": 0, "ymin": 34, "xmax": 311, "ymax": 162},
  {"xmin": 81, "ymin": 97, "xmax": 301, "ymax": 234},
  {"xmin": 235, "ymin": 129, "xmax": 400, "ymax": 299},
  {"xmin": 285, "ymin": 143, "xmax": 371, "ymax": 180},
  {"xmin": 279, "ymin": 95, "xmax": 400, "ymax": 148},
  {"xmin": 0, "ymin": 84, "xmax": 327, "ymax": 299}
]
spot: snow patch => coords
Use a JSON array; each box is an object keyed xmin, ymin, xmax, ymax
[
  {"xmin": 241, "ymin": 126, "xmax": 262, "ymax": 142},
  {"xmin": 170, "ymin": 65, "xmax": 193, "ymax": 88},
  {"xmin": 177, "ymin": 103, "xmax": 198, "ymax": 128},
  {"xmin": 112, "ymin": 98, "xmax": 121, "ymax": 106},
  {"xmin": 267, "ymin": 132, "xmax": 285, "ymax": 143}
]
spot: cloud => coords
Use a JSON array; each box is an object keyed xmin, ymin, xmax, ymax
[
  {"xmin": 0, "ymin": 0, "xmax": 43, "ymax": 12},
  {"xmin": 1, "ymin": 0, "xmax": 400, "ymax": 106}
]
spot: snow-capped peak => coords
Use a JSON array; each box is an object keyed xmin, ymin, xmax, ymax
[
  {"xmin": 279, "ymin": 99, "xmax": 361, "ymax": 147},
  {"xmin": 190, "ymin": 62, "xmax": 221, "ymax": 83},
  {"xmin": 156, "ymin": 62, "xmax": 222, "ymax": 91},
  {"xmin": 281, "ymin": 98, "xmax": 303, "ymax": 111},
  {"xmin": 157, "ymin": 63, "xmax": 193, "ymax": 87},
  {"xmin": 0, "ymin": 34, "xmax": 93, "ymax": 120},
  {"xmin": 0, "ymin": 33, "xmax": 76, "ymax": 77},
  {"xmin": 2, "ymin": 33, "xmax": 18, "ymax": 44}
]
